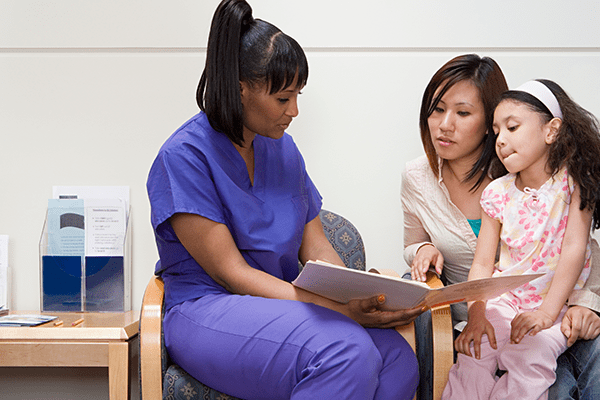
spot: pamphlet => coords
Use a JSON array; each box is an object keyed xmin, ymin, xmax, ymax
[
  {"xmin": 48, "ymin": 186, "xmax": 129, "ymax": 257},
  {"xmin": 85, "ymin": 199, "xmax": 126, "ymax": 256},
  {"xmin": 0, "ymin": 314, "xmax": 57, "ymax": 326},
  {"xmin": 292, "ymin": 260, "xmax": 544, "ymax": 310},
  {"xmin": 47, "ymin": 199, "xmax": 85, "ymax": 256},
  {"xmin": 0, "ymin": 235, "xmax": 7, "ymax": 310},
  {"xmin": 52, "ymin": 186, "xmax": 130, "ymax": 217},
  {"xmin": 42, "ymin": 186, "xmax": 131, "ymax": 312}
]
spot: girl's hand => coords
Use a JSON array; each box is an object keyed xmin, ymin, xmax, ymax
[
  {"xmin": 561, "ymin": 306, "xmax": 600, "ymax": 346},
  {"xmin": 510, "ymin": 309, "xmax": 554, "ymax": 344},
  {"xmin": 340, "ymin": 295, "xmax": 425, "ymax": 328},
  {"xmin": 455, "ymin": 301, "xmax": 497, "ymax": 359},
  {"xmin": 411, "ymin": 244, "xmax": 444, "ymax": 282}
]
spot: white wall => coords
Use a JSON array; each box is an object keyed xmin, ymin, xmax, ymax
[
  {"xmin": 3, "ymin": 1, "xmax": 600, "ymax": 314},
  {"xmin": 1, "ymin": 0, "xmax": 599, "ymax": 313},
  {"xmin": 2, "ymin": 0, "xmax": 600, "ymax": 398}
]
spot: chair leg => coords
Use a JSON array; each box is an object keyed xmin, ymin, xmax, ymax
[{"xmin": 139, "ymin": 276, "xmax": 165, "ymax": 400}]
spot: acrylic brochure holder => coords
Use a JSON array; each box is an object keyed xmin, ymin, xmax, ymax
[{"xmin": 39, "ymin": 208, "xmax": 131, "ymax": 312}]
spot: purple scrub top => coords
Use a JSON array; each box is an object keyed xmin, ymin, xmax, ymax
[{"xmin": 147, "ymin": 112, "xmax": 322, "ymax": 309}]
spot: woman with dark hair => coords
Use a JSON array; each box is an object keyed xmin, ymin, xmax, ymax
[
  {"xmin": 147, "ymin": 1, "xmax": 421, "ymax": 399},
  {"xmin": 405, "ymin": 54, "xmax": 509, "ymax": 325},
  {"xmin": 402, "ymin": 54, "xmax": 600, "ymax": 398}
]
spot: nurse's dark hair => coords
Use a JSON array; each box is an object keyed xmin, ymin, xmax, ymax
[
  {"xmin": 419, "ymin": 54, "xmax": 509, "ymax": 190},
  {"xmin": 499, "ymin": 79, "xmax": 600, "ymax": 229},
  {"xmin": 197, "ymin": 0, "xmax": 309, "ymax": 147}
]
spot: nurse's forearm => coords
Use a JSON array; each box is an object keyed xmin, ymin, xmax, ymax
[
  {"xmin": 169, "ymin": 212, "xmax": 346, "ymax": 311},
  {"xmin": 298, "ymin": 215, "xmax": 345, "ymax": 267},
  {"xmin": 221, "ymin": 263, "xmax": 346, "ymax": 311}
]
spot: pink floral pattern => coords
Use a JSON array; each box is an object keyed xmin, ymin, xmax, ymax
[{"xmin": 480, "ymin": 167, "xmax": 591, "ymax": 309}]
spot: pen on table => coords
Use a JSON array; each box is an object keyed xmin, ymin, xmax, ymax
[
  {"xmin": 71, "ymin": 318, "xmax": 84, "ymax": 327},
  {"xmin": 54, "ymin": 320, "xmax": 63, "ymax": 327}
]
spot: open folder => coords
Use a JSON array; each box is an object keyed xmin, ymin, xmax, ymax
[{"xmin": 292, "ymin": 260, "xmax": 544, "ymax": 310}]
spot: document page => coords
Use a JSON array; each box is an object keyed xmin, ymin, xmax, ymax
[
  {"xmin": 53, "ymin": 186, "xmax": 130, "ymax": 217},
  {"xmin": 0, "ymin": 235, "xmax": 7, "ymax": 310},
  {"xmin": 85, "ymin": 199, "xmax": 126, "ymax": 256},
  {"xmin": 293, "ymin": 260, "xmax": 544, "ymax": 310}
]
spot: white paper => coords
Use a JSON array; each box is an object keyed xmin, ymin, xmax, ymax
[
  {"xmin": 293, "ymin": 260, "xmax": 544, "ymax": 310},
  {"xmin": 52, "ymin": 186, "xmax": 130, "ymax": 217},
  {"xmin": 85, "ymin": 199, "xmax": 126, "ymax": 256},
  {"xmin": 0, "ymin": 235, "xmax": 8, "ymax": 309}
]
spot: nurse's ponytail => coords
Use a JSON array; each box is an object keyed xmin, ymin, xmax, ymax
[
  {"xmin": 197, "ymin": 0, "xmax": 309, "ymax": 147},
  {"xmin": 197, "ymin": 0, "xmax": 253, "ymax": 146}
]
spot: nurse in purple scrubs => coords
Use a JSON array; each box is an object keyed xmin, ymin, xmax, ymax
[{"xmin": 146, "ymin": 1, "xmax": 423, "ymax": 399}]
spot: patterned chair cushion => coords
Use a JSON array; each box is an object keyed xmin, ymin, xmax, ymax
[
  {"xmin": 318, "ymin": 209, "xmax": 366, "ymax": 271},
  {"xmin": 160, "ymin": 209, "xmax": 365, "ymax": 400},
  {"xmin": 163, "ymin": 365, "xmax": 241, "ymax": 400}
]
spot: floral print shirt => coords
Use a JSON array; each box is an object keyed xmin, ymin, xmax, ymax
[{"xmin": 480, "ymin": 167, "xmax": 591, "ymax": 310}]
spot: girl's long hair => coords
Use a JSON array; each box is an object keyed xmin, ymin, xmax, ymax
[{"xmin": 500, "ymin": 79, "xmax": 600, "ymax": 229}]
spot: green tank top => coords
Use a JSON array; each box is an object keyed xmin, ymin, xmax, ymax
[{"xmin": 468, "ymin": 218, "xmax": 481, "ymax": 237}]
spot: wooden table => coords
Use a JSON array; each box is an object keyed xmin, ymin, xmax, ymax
[{"xmin": 0, "ymin": 311, "xmax": 139, "ymax": 400}]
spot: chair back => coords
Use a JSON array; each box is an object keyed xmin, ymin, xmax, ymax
[{"xmin": 318, "ymin": 209, "xmax": 366, "ymax": 271}]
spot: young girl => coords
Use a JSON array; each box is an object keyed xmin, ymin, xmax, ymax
[{"xmin": 442, "ymin": 79, "xmax": 600, "ymax": 400}]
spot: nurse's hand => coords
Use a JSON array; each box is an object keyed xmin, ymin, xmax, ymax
[
  {"xmin": 411, "ymin": 244, "xmax": 444, "ymax": 282},
  {"xmin": 341, "ymin": 295, "xmax": 426, "ymax": 328}
]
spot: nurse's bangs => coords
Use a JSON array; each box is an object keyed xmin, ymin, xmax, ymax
[{"xmin": 265, "ymin": 32, "xmax": 309, "ymax": 94}]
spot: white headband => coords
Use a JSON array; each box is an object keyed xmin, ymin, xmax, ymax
[{"xmin": 514, "ymin": 80, "xmax": 563, "ymax": 119}]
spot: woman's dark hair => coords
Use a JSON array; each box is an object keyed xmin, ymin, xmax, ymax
[
  {"xmin": 419, "ymin": 54, "xmax": 509, "ymax": 190},
  {"xmin": 500, "ymin": 79, "xmax": 600, "ymax": 229},
  {"xmin": 197, "ymin": 0, "xmax": 309, "ymax": 147}
]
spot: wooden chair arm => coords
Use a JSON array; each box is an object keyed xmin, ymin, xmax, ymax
[
  {"xmin": 140, "ymin": 275, "xmax": 165, "ymax": 400},
  {"xmin": 425, "ymin": 271, "xmax": 453, "ymax": 400},
  {"xmin": 383, "ymin": 269, "xmax": 453, "ymax": 400}
]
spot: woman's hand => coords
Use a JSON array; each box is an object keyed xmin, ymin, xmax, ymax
[
  {"xmin": 561, "ymin": 306, "xmax": 600, "ymax": 346},
  {"xmin": 339, "ymin": 295, "xmax": 425, "ymax": 329},
  {"xmin": 411, "ymin": 244, "xmax": 444, "ymax": 282},
  {"xmin": 510, "ymin": 309, "xmax": 554, "ymax": 344},
  {"xmin": 455, "ymin": 301, "xmax": 496, "ymax": 359}
]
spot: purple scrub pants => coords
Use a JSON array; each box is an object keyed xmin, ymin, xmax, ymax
[{"xmin": 164, "ymin": 293, "xmax": 419, "ymax": 400}]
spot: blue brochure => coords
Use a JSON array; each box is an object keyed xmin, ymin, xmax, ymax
[
  {"xmin": 42, "ymin": 255, "xmax": 82, "ymax": 311},
  {"xmin": 47, "ymin": 199, "xmax": 85, "ymax": 257}
]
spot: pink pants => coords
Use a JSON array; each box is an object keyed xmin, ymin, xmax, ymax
[{"xmin": 442, "ymin": 297, "xmax": 568, "ymax": 400}]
